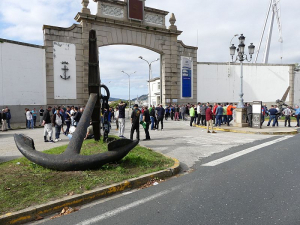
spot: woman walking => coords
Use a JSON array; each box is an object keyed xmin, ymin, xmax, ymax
[{"xmin": 52, "ymin": 108, "xmax": 63, "ymax": 142}]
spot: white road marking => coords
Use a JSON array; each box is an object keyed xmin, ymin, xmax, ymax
[
  {"xmin": 202, "ymin": 136, "xmax": 293, "ymax": 166},
  {"xmin": 76, "ymin": 184, "xmax": 183, "ymax": 225}
]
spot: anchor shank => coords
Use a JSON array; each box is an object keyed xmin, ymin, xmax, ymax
[
  {"xmin": 88, "ymin": 30, "xmax": 101, "ymax": 141},
  {"xmin": 63, "ymin": 93, "xmax": 98, "ymax": 156}
]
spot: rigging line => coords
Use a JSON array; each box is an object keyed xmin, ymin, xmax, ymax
[
  {"xmin": 255, "ymin": 0, "xmax": 273, "ymax": 63},
  {"xmin": 280, "ymin": 41, "xmax": 283, "ymax": 64},
  {"xmin": 278, "ymin": 0, "xmax": 283, "ymax": 64}
]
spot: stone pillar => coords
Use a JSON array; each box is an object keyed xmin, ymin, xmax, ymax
[
  {"xmin": 235, "ymin": 108, "xmax": 248, "ymax": 127},
  {"xmin": 81, "ymin": 20, "xmax": 92, "ymax": 104}
]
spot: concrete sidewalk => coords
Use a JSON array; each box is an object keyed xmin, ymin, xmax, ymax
[{"xmin": 196, "ymin": 121, "xmax": 298, "ymax": 135}]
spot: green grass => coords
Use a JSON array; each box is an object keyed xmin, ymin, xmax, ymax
[{"xmin": 0, "ymin": 137, "xmax": 174, "ymax": 214}]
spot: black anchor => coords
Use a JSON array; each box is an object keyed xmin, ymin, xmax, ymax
[
  {"xmin": 60, "ymin": 61, "xmax": 70, "ymax": 80},
  {"xmin": 14, "ymin": 30, "xmax": 138, "ymax": 171}
]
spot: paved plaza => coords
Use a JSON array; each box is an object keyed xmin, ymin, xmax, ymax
[{"xmin": 1, "ymin": 119, "xmax": 295, "ymax": 171}]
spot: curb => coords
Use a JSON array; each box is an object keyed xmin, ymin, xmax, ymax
[
  {"xmin": 195, "ymin": 125, "xmax": 298, "ymax": 135},
  {"xmin": 0, "ymin": 157, "xmax": 180, "ymax": 225}
]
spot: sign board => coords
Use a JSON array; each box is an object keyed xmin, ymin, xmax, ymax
[
  {"xmin": 53, "ymin": 42, "xmax": 77, "ymax": 99},
  {"xmin": 128, "ymin": 0, "xmax": 144, "ymax": 21},
  {"xmin": 181, "ymin": 57, "xmax": 192, "ymax": 98},
  {"xmin": 252, "ymin": 101, "xmax": 262, "ymax": 128}
]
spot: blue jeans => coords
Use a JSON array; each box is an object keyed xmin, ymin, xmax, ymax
[
  {"xmin": 150, "ymin": 116, "xmax": 155, "ymax": 130},
  {"xmin": 222, "ymin": 115, "xmax": 227, "ymax": 124},
  {"xmin": 7, "ymin": 119, "xmax": 11, "ymax": 129},
  {"xmin": 55, "ymin": 125, "xmax": 61, "ymax": 139},
  {"xmin": 216, "ymin": 115, "xmax": 222, "ymax": 126},
  {"xmin": 297, "ymin": 115, "xmax": 300, "ymax": 127},
  {"xmin": 33, "ymin": 116, "xmax": 37, "ymax": 127},
  {"xmin": 27, "ymin": 119, "xmax": 33, "ymax": 129},
  {"xmin": 65, "ymin": 120, "xmax": 71, "ymax": 134},
  {"xmin": 267, "ymin": 115, "xmax": 276, "ymax": 126}
]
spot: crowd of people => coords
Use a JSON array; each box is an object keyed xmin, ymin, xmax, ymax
[{"xmin": 1, "ymin": 101, "xmax": 300, "ymax": 141}]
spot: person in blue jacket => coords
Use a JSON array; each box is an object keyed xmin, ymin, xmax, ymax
[{"xmin": 294, "ymin": 105, "xmax": 300, "ymax": 127}]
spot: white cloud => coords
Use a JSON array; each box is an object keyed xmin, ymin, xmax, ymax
[{"xmin": 0, "ymin": 0, "xmax": 299, "ymax": 98}]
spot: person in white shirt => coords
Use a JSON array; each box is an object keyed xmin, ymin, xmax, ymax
[
  {"xmin": 70, "ymin": 106, "xmax": 75, "ymax": 126},
  {"xmin": 115, "ymin": 107, "xmax": 119, "ymax": 130},
  {"xmin": 283, "ymin": 106, "xmax": 292, "ymax": 127},
  {"xmin": 196, "ymin": 102, "xmax": 201, "ymax": 125},
  {"xmin": 26, "ymin": 109, "xmax": 33, "ymax": 129}
]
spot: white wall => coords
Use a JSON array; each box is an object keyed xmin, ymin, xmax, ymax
[
  {"xmin": 197, "ymin": 63, "xmax": 291, "ymax": 104},
  {"xmin": 53, "ymin": 41, "xmax": 76, "ymax": 99},
  {"xmin": 0, "ymin": 42, "xmax": 46, "ymax": 106}
]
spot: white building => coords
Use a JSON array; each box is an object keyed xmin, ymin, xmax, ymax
[
  {"xmin": 148, "ymin": 77, "xmax": 161, "ymax": 106},
  {"xmin": 0, "ymin": 39, "xmax": 47, "ymax": 123}
]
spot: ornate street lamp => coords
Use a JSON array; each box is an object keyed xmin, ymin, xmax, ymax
[
  {"xmin": 138, "ymin": 56, "xmax": 159, "ymax": 107},
  {"xmin": 230, "ymin": 34, "xmax": 255, "ymax": 108}
]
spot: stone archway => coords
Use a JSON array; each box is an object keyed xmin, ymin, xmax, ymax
[{"xmin": 43, "ymin": 0, "xmax": 197, "ymax": 106}]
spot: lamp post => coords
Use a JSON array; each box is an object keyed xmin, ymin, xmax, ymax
[
  {"xmin": 121, "ymin": 71, "xmax": 136, "ymax": 110},
  {"xmin": 138, "ymin": 56, "xmax": 159, "ymax": 107},
  {"xmin": 228, "ymin": 34, "xmax": 239, "ymax": 77},
  {"xmin": 230, "ymin": 34, "xmax": 255, "ymax": 108}
]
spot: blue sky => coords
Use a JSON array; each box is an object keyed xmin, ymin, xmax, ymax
[{"xmin": 0, "ymin": 0, "xmax": 299, "ymax": 99}]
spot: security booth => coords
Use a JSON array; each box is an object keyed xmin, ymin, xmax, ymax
[{"xmin": 252, "ymin": 101, "xmax": 262, "ymax": 128}]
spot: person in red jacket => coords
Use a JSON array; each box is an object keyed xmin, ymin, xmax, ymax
[
  {"xmin": 206, "ymin": 105, "xmax": 216, "ymax": 133},
  {"xmin": 212, "ymin": 103, "xmax": 218, "ymax": 125},
  {"xmin": 226, "ymin": 103, "xmax": 235, "ymax": 126}
]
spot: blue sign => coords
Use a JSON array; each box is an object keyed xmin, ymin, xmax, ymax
[{"xmin": 181, "ymin": 57, "xmax": 192, "ymax": 98}]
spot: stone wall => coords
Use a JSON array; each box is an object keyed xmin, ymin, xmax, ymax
[{"xmin": 43, "ymin": 24, "xmax": 85, "ymax": 106}]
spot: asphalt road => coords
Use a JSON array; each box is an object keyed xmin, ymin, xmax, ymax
[{"xmin": 32, "ymin": 133, "xmax": 300, "ymax": 225}]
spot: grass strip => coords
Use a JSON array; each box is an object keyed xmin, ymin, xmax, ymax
[{"xmin": 0, "ymin": 138, "xmax": 174, "ymax": 214}]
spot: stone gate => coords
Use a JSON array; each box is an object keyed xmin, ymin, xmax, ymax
[{"xmin": 43, "ymin": 0, "xmax": 197, "ymax": 106}]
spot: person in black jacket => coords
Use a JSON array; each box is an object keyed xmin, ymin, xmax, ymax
[
  {"xmin": 156, "ymin": 105, "xmax": 165, "ymax": 130},
  {"xmin": 5, "ymin": 107, "xmax": 11, "ymax": 129},
  {"xmin": 73, "ymin": 107, "xmax": 82, "ymax": 127},
  {"xmin": 143, "ymin": 106, "xmax": 151, "ymax": 140},
  {"xmin": 247, "ymin": 103, "xmax": 253, "ymax": 127},
  {"xmin": 64, "ymin": 106, "xmax": 72, "ymax": 135},
  {"xmin": 150, "ymin": 105, "xmax": 155, "ymax": 130},
  {"xmin": 42, "ymin": 106, "xmax": 54, "ymax": 142},
  {"xmin": 130, "ymin": 104, "xmax": 140, "ymax": 140}
]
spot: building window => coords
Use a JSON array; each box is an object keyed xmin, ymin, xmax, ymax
[{"xmin": 157, "ymin": 82, "xmax": 160, "ymax": 90}]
